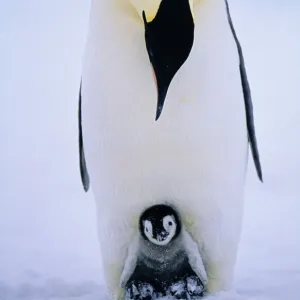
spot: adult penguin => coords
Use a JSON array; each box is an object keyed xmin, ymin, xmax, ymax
[{"xmin": 78, "ymin": 0, "xmax": 262, "ymax": 298}]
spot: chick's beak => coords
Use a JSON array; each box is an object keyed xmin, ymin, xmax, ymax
[{"xmin": 154, "ymin": 230, "xmax": 169, "ymax": 242}]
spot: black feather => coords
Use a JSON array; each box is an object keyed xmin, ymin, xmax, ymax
[
  {"xmin": 225, "ymin": 0, "xmax": 263, "ymax": 181},
  {"xmin": 78, "ymin": 80, "xmax": 90, "ymax": 191}
]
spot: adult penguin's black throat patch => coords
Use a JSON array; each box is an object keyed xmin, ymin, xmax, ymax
[{"xmin": 142, "ymin": 0, "xmax": 194, "ymax": 120}]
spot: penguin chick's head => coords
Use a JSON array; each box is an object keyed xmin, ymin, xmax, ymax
[
  {"xmin": 130, "ymin": 0, "xmax": 195, "ymax": 120},
  {"xmin": 139, "ymin": 204, "xmax": 181, "ymax": 246}
]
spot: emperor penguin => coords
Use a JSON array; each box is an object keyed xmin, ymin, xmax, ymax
[{"xmin": 78, "ymin": 0, "xmax": 262, "ymax": 298}]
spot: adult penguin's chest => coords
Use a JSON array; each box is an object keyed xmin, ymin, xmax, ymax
[{"xmin": 81, "ymin": 3, "xmax": 248, "ymax": 215}]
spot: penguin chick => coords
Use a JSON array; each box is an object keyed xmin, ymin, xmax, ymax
[
  {"xmin": 120, "ymin": 204, "xmax": 207, "ymax": 298},
  {"xmin": 140, "ymin": 204, "xmax": 181, "ymax": 246}
]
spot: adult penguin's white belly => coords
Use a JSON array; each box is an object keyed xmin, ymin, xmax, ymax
[{"xmin": 79, "ymin": 0, "xmax": 262, "ymax": 297}]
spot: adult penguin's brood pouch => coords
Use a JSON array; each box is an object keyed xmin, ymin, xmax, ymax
[{"xmin": 120, "ymin": 204, "xmax": 207, "ymax": 299}]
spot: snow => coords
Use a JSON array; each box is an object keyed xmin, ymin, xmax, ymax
[{"xmin": 1, "ymin": 0, "xmax": 300, "ymax": 300}]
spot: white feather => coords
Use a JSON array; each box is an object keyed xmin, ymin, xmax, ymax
[
  {"xmin": 81, "ymin": 0, "xmax": 248, "ymax": 298},
  {"xmin": 182, "ymin": 228, "xmax": 208, "ymax": 286},
  {"xmin": 120, "ymin": 234, "xmax": 140, "ymax": 288}
]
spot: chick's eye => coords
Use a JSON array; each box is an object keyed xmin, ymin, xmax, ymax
[
  {"xmin": 145, "ymin": 227, "xmax": 148, "ymax": 232},
  {"xmin": 168, "ymin": 221, "xmax": 172, "ymax": 226}
]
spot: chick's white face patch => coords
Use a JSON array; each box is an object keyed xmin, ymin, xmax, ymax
[
  {"xmin": 163, "ymin": 215, "xmax": 176, "ymax": 239},
  {"xmin": 143, "ymin": 215, "xmax": 176, "ymax": 246},
  {"xmin": 143, "ymin": 220, "xmax": 153, "ymax": 240}
]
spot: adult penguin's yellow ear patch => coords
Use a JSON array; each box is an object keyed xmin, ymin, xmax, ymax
[
  {"xmin": 129, "ymin": 0, "xmax": 162, "ymax": 22},
  {"xmin": 129, "ymin": 0, "xmax": 195, "ymax": 22},
  {"xmin": 189, "ymin": 0, "xmax": 196, "ymax": 19}
]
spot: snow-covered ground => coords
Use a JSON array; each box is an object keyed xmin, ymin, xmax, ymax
[{"xmin": 1, "ymin": 1, "xmax": 299, "ymax": 299}]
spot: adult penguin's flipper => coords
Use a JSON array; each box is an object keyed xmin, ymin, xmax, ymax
[
  {"xmin": 225, "ymin": 0, "xmax": 263, "ymax": 182},
  {"xmin": 78, "ymin": 80, "xmax": 90, "ymax": 191}
]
